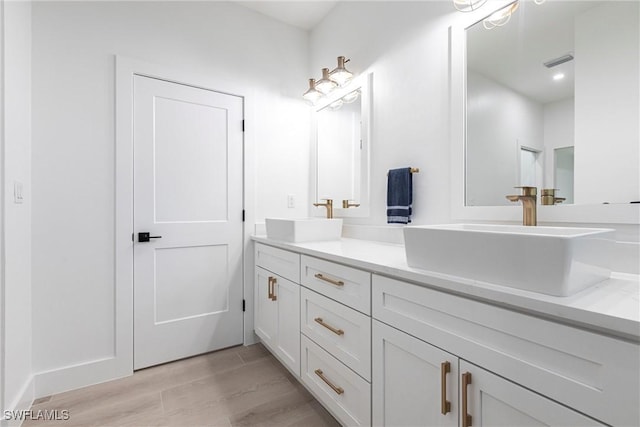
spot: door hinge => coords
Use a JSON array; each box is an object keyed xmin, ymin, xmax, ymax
[
  {"xmin": 242, "ymin": 210, "xmax": 245, "ymax": 222},
  {"xmin": 132, "ymin": 233, "xmax": 134, "ymax": 242},
  {"xmin": 242, "ymin": 299, "xmax": 246, "ymax": 312},
  {"xmin": 242, "ymin": 120, "xmax": 245, "ymax": 132}
]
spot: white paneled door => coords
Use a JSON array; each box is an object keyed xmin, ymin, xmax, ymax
[{"xmin": 133, "ymin": 75, "xmax": 244, "ymax": 369}]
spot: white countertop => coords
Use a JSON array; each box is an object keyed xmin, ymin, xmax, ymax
[{"xmin": 252, "ymin": 235, "xmax": 640, "ymax": 342}]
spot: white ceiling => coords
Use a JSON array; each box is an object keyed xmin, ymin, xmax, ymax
[{"xmin": 236, "ymin": 1, "xmax": 339, "ymax": 30}]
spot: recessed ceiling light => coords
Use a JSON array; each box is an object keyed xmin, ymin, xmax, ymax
[{"xmin": 553, "ymin": 73, "xmax": 565, "ymax": 81}]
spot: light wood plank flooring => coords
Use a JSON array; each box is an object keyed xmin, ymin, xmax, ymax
[{"xmin": 26, "ymin": 344, "xmax": 340, "ymax": 427}]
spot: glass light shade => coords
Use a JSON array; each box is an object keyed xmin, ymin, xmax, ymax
[
  {"xmin": 315, "ymin": 68, "xmax": 338, "ymax": 95},
  {"xmin": 329, "ymin": 56, "xmax": 353, "ymax": 87},
  {"xmin": 483, "ymin": 1, "xmax": 519, "ymax": 29},
  {"xmin": 453, "ymin": 0, "xmax": 487, "ymax": 12},
  {"xmin": 341, "ymin": 89, "xmax": 360, "ymax": 104},
  {"xmin": 328, "ymin": 99, "xmax": 344, "ymax": 111},
  {"xmin": 303, "ymin": 78, "xmax": 323, "ymax": 104}
]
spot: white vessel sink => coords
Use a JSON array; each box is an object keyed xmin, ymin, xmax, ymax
[
  {"xmin": 403, "ymin": 224, "xmax": 615, "ymax": 296},
  {"xmin": 265, "ymin": 218, "xmax": 343, "ymax": 243}
]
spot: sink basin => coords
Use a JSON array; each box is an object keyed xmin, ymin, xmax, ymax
[
  {"xmin": 403, "ymin": 224, "xmax": 615, "ymax": 296},
  {"xmin": 265, "ymin": 218, "xmax": 343, "ymax": 243}
]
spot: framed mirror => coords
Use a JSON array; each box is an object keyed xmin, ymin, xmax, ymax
[
  {"xmin": 450, "ymin": 1, "xmax": 639, "ymax": 223},
  {"xmin": 311, "ymin": 73, "xmax": 372, "ymax": 218}
]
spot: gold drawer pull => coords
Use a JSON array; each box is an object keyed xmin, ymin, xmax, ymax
[
  {"xmin": 314, "ymin": 317, "xmax": 345, "ymax": 336},
  {"xmin": 314, "ymin": 273, "xmax": 344, "ymax": 287},
  {"xmin": 440, "ymin": 361, "xmax": 451, "ymax": 415},
  {"xmin": 462, "ymin": 372, "xmax": 472, "ymax": 427},
  {"xmin": 268, "ymin": 276, "xmax": 277, "ymax": 301},
  {"xmin": 314, "ymin": 369, "xmax": 344, "ymax": 395}
]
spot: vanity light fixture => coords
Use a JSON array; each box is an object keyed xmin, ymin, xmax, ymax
[
  {"xmin": 453, "ymin": 0, "xmax": 487, "ymax": 12},
  {"xmin": 483, "ymin": 1, "xmax": 519, "ymax": 30},
  {"xmin": 553, "ymin": 73, "xmax": 565, "ymax": 81},
  {"xmin": 315, "ymin": 68, "xmax": 338, "ymax": 95},
  {"xmin": 329, "ymin": 56, "xmax": 353, "ymax": 86},
  {"xmin": 303, "ymin": 78, "xmax": 323, "ymax": 104},
  {"xmin": 303, "ymin": 56, "xmax": 356, "ymax": 105}
]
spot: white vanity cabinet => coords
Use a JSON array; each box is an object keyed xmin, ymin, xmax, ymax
[
  {"xmin": 372, "ymin": 319, "xmax": 605, "ymax": 427},
  {"xmin": 372, "ymin": 274, "xmax": 637, "ymax": 427},
  {"xmin": 252, "ymin": 238, "xmax": 639, "ymax": 427},
  {"xmin": 254, "ymin": 243, "xmax": 301, "ymax": 376}
]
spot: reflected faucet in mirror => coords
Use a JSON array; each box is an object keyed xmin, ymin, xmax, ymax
[
  {"xmin": 506, "ymin": 186, "xmax": 537, "ymax": 226},
  {"xmin": 541, "ymin": 189, "xmax": 566, "ymax": 206},
  {"xmin": 313, "ymin": 199, "xmax": 334, "ymax": 219},
  {"xmin": 342, "ymin": 200, "xmax": 360, "ymax": 209}
]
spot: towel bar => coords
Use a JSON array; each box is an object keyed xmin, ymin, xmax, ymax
[{"xmin": 387, "ymin": 167, "xmax": 419, "ymax": 176}]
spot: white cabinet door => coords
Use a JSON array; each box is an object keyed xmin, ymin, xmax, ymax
[
  {"xmin": 373, "ymin": 320, "xmax": 458, "ymax": 427},
  {"xmin": 460, "ymin": 361, "xmax": 605, "ymax": 427},
  {"xmin": 254, "ymin": 267, "xmax": 277, "ymax": 348},
  {"xmin": 273, "ymin": 275, "xmax": 300, "ymax": 376},
  {"xmin": 254, "ymin": 266, "xmax": 300, "ymax": 377}
]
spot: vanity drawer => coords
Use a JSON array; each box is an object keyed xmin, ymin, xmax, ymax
[
  {"xmin": 372, "ymin": 274, "xmax": 640, "ymax": 427},
  {"xmin": 255, "ymin": 243, "xmax": 300, "ymax": 283},
  {"xmin": 301, "ymin": 287, "xmax": 371, "ymax": 381},
  {"xmin": 301, "ymin": 255, "xmax": 371, "ymax": 315},
  {"xmin": 301, "ymin": 335, "xmax": 371, "ymax": 427}
]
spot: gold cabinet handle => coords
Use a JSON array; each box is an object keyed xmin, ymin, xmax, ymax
[
  {"xmin": 314, "ymin": 369, "xmax": 344, "ymax": 395},
  {"xmin": 440, "ymin": 361, "xmax": 451, "ymax": 415},
  {"xmin": 462, "ymin": 372, "xmax": 472, "ymax": 427},
  {"xmin": 268, "ymin": 276, "xmax": 277, "ymax": 301},
  {"xmin": 314, "ymin": 317, "xmax": 345, "ymax": 336},
  {"xmin": 314, "ymin": 273, "xmax": 344, "ymax": 287}
]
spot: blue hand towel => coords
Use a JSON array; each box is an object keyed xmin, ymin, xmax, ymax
[{"xmin": 387, "ymin": 167, "xmax": 413, "ymax": 224}]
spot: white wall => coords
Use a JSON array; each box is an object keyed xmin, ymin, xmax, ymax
[
  {"xmin": 2, "ymin": 0, "xmax": 34, "ymax": 420},
  {"xmin": 574, "ymin": 1, "xmax": 639, "ymax": 205},
  {"xmin": 466, "ymin": 71, "xmax": 544, "ymax": 206},
  {"xmin": 31, "ymin": 1, "xmax": 309, "ymax": 395},
  {"xmin": 310, "ymin": 1, "xmax": 456, "ymax": 226}
]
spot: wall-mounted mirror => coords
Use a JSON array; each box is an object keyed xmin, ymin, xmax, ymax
[
  {"xmin": 464, "ymin": 0, "xmax": 638, "ymax": 208},
  {"xmin": 312, "ymin": 73, "xmax": 372, "ymax": 217}
]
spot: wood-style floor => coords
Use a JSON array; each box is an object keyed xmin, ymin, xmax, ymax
[{"xmin": 26, "ymin": 344, "xmax": 340, "ymax": 427}]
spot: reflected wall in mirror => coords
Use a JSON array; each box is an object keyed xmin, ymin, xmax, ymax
[
  {"xmin": 313, "ymin": 73, "xmax": 372, "ymax": 217},
  {"xmin": 317, "ymin": 91, "xmax": 361, "ymax": 201},
  {"xmin": 465, "ymin": 0, "xmax": 639, "ymax": 207}
]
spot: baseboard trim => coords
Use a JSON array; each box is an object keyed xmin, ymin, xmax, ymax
[
  {"xmin": 2, "ymin": 375, "xmax": 34, "ymax": 427},
  {"xmin": 33, "ymin": 356, "xmax": 131, "ymax": 399}
]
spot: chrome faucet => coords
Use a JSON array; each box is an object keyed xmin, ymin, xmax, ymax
[
  {"xmin": 313, "ymin": 199, "xmax": 334, "ymax": 219},
  {"xmin": 506, "ymin": 186, "xmax": 537, "ymax": 226}
]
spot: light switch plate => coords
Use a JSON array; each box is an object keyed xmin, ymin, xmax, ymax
[{"xmin": 13, "ymin": 181, "xmax": 24, "ymax": 204}]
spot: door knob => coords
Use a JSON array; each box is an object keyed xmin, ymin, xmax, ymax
[{"xmin": 138, "ymin": 232, "xmax": 162, "ymax": 242}]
